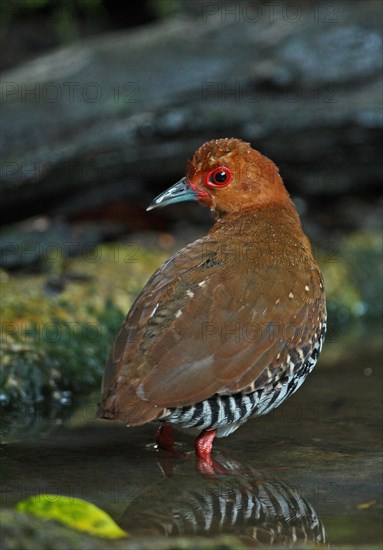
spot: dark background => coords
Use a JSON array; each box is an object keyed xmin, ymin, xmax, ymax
[{"xmin": 1, "ymin": 0, "xmax": 382, "ymax": 243}]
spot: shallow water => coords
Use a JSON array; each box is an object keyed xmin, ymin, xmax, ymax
[{"xmin": 1, "ymin": 323, "xmax": 382, "ymax": 547}]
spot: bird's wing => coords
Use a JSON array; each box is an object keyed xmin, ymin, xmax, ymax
[{"xmin": 98, "ymin": 230, "xmax": 325, "ymax": 424}]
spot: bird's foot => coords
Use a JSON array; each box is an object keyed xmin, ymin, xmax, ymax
[
  {"xmin": 195, "ymin": 455, "xmax": 238, "ymax": 477},
  {"xmin": 156, "ymin": 426, "xmax": 234, "ymax": 478},
  {"xmin": 155, "ymin": 423, "xmax": 175, "ymax": 452},
  {"xmin": 194, "ymin": 429, "xmax": 217, "ymax": 464},
  {"xmin": 155, "ymin": 424, "xmax": 189, "ymax": 477},
  {"xmin": 195, "ymin": 430, "xmax": 243, "ymax": 477}
]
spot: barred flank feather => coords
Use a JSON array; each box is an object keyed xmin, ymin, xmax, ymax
[{"xmin": 162, "ymin": 322, "xmax": 326, "ymax": 437}]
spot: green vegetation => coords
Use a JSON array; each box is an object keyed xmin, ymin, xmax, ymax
[{"xmin": 0, "ymin": 242, "xmax": 168, "ymax": 426}]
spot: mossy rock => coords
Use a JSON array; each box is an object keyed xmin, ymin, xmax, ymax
[
  {"xmin": 2, "ymin": 508, "xmax": 248, "ymax": 550},
  {"xmin": 0, "ymin": 242, "xmax": 169, "ymax": 426},
  {"xmin": 320, "ymin": 231, "xmax": 382, "ymax": 324}
]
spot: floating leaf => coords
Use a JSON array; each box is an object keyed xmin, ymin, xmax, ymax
[
  {"xmin": 357, "ymin": 499, "xmax": 377, "ymax": 510},
  {"xmin": 16, "ymin": 494, "xmax": 127, "ymax": 539}
]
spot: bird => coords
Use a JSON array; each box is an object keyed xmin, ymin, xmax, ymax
[{"xmin": 97, "ymin": 138, "xmax": 326, "ymax": 464}]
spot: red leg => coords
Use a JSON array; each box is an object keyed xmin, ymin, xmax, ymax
[
  {"xmin": 195, "ymin": 429, "xmax": 217, "ymax": 464},
  {"xmin": 155, "ymin": 424, "xmax": 174, "ymax": 452}
]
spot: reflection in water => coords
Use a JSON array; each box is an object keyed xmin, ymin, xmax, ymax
[{"xmin": 120, "ymin": 454, "xmax": 327, "ymax": 546}]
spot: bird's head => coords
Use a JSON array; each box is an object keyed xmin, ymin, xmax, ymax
[{"xmin": 147, "ymin": 138, "xmax": 291, "ymax": 216}]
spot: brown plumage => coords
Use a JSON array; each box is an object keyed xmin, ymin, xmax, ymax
[{"xmin": 97, "ymin": 138, "xmax": 326, "ymax": 462}]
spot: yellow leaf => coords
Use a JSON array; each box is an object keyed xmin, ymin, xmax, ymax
[
  {"xmin": 357, "ymin": 499, "xmax": 377, "ymax": 510},
  {"xmin": 16, "ymin": 494, "xmax": 128, "ymax": 539}
]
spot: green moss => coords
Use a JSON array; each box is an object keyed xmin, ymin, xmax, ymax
[
  {"xmin": 2, "ymin": 509, "xmax": 248, "ymax": 550},
  {"xmin": 0, "ymin": 243, "xmax": 169, "ymax": 423},
  {"xmin": 325, "ymin": 514, "xmax": 383, "ymax": 546},
  {"xmin": 320, "ymin": 231, "xmax": 382, "ymax": 324}
]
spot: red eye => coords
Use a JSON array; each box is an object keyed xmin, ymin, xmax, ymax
[{"xmin": 206, "ymin": 166, "xmax": 233, "ymax": 188}]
